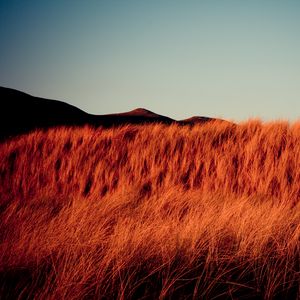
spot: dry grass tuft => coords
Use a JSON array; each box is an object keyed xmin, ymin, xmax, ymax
[{"xmin": 0, "ymin": 120, "xmax": 300, "ymax": 299}]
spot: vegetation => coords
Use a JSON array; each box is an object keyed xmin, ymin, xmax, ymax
[{"xmin": 0, "ymin": 120, "xmax": 299, "ymax": 299}]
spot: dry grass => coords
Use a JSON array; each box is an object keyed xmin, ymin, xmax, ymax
[{"xmin": 0, "ymin": 120, "xmax": 299, "ymax": 299}]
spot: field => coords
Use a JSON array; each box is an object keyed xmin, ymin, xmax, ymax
[{"xmin": 0, "ymin": 120, "xmax": 299, "ymax": 299}]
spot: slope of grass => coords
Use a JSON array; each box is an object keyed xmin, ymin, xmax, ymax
[{"xmin": 0, "ymin": 120, "xmax": 299, "ymax": 299}]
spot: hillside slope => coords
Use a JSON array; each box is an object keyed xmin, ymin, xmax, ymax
[{"xmin": 0, "ymin": 87, "xmax": 214, "ymax": 140}]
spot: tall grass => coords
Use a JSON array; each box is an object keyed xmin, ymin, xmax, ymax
[{"xmin": 0, "ymin": 120, "xmax": 299, "ymax": 299}]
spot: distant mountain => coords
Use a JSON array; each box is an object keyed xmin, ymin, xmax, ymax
[
  {"xmin": 97, "ymin": 107, "xmax": 175, "ymax": 125},
  {"xmin": 0, "ymin": 87, "xmax": 215, "ymax": 140},
  {"xmin": 180, "ymin": 116, "xmax": 213, "ymax": 125}
]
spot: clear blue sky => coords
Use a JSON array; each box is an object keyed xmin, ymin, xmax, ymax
[{"xmin": 1, "ymin": 0, "xmax": 300, "ymax": 121}]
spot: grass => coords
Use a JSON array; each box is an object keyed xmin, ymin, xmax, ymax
[{"xmin": 0, "ymin": 120, "xmax": 299, "ymax": 299}]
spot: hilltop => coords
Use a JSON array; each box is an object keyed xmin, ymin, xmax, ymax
[{"xmin": 0, "ymin": 87, "xmax": 216, "ymax": 140}]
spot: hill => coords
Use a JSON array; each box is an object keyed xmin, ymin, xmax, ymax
[{"xmin": 0, "ymin": 87, "xmax": 215, "ymax": 140}]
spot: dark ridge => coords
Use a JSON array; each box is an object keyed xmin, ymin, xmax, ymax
[
  {"xmin": 0, "ymin": 87, "xmax": 90, "ymax": 141},
  {"xmin": 0, "ymin": 87, "xmax": 216, "ymax": 141},
  {"xmin": 117, "ymin": 108, "xmax": 162, "ymax": 117},
  {"xmin": 179, "ymin": 116, "xmax": 213, "ymax": 125},
  {"xmin": 93, "ymin": 106, "xmax": 175, "ymax": 126}
]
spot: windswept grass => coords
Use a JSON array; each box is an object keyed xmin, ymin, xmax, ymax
[{"xmin": 0, "ymin": 120, "xmax": 299, "ymax": 299}]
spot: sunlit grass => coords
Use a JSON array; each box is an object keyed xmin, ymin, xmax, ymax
[{"xmin": 0, "ymin": 120, "xmax": 299, "ymax": 299}]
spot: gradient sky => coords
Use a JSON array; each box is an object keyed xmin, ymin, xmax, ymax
[{"xmin": 1, "ymin": 1, "xmax": 300, "ymax": 121}]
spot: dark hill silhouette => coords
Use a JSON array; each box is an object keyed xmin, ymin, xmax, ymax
[
  {"xmin": 0, "ymin": 87, "xmax": 215, "ymax": 141},
  {"xmin": 180, "ymin": 116, "xmax": 213, "ymax": 125},
  {"xmin": 97, "ymin": 107, "xmax": 175, "ymax": 124}
]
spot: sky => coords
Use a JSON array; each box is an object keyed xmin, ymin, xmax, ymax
[{"xmin": 0, "ymin": 0, "xmax": 300, "ymax": 121}]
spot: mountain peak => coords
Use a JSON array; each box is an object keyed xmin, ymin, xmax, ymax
[
  {"xmin": 180, "ymin": 116, "xmax": 212, "ymax": 123},
  {"xmin": 128, "ymin": 108, "xmax": 158, "ymax": 116}
]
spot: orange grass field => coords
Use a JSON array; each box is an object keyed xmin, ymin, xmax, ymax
[{"xmin": 0, "ymin": 120, "xmax": 300, "ymax": 299}]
